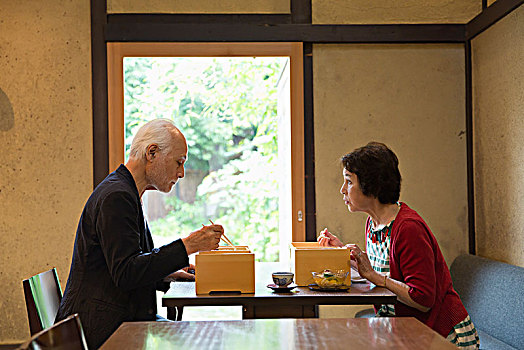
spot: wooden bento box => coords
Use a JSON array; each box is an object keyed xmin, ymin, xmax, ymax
[
  {"xmin": 195, "ymin": 246, "xmax": 255, "ymax": 294},
  {"xmin": 290, "ymin": 242, "xmax": 351, "ymax": 286}
]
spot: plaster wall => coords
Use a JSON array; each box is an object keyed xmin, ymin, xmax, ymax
[
  {"xmin": 312, "ymin": 0, "xmax": 481, "ymax": 24},
  {"xmin": 2, "ymin": 0, "xmax": 520, "ymax": 343},
  {"xmin": 108, "ymin": 0, "xmax": 289, "ymax": 13},
  {"xmin": 313, "ymin": 44, "xmax": 468, "ymax": 266},
  {"xmin": 472, "ymin": 4, "xmax": 524, "ymax": 267},
  {"xmin": 0, "ymin": 0, "xmax": 92, "ymax": 342}
]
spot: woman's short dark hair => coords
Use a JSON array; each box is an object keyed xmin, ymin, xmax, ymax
[{"xmin": 341, "ymin": 142, "xmax": 401, "ymax": 204}]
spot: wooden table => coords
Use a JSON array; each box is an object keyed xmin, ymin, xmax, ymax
[
  {"xmin": 162, "ymin": 262, "xmax": 396, "ymax": 321},
  {"xmin": 100, "ymin": 317, "xmax": 457, "ymax": 349}
]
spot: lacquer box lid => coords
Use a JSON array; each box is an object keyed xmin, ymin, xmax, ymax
[
  {"xmin": 195, "ymin": 246, "xmax": 255, "ymax": 294},
  {"xmin": 290, "ymin": 242, "xmax": 351, "ymax": 286}
]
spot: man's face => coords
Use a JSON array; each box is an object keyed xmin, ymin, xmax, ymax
[{"xmin": 146, "ymin": 133, "xmax": 188, "ymax": 193}]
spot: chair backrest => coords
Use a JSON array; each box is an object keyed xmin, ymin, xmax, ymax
[
  {"xmin": 450, "ymin": 254, "xmax": 524, "ymax": 349},
  {"xmin": 18, "ymin": 313, "xmax": 88, "ymax": 350},
  {"xmin": 22, "ymin": 268, "xmax": 63, "ymax": 335}
]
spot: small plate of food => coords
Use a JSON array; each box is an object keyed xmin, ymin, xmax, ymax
[
  {"xmin": 308, "ymin": 283, "xmax": 350, "ymax": 292},
  {"xmin": 310, "ymin": 269, "xmax": 350, "ymax": 291}
]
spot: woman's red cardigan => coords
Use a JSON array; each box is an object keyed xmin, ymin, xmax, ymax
[{"xmin": 382, "ymin": 203, "xmax": 468, "ymax": 337}]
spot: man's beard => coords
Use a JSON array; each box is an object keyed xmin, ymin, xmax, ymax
[{"xmin": 147, "ymin": 164, "xmax": 175, "ymax": 193}]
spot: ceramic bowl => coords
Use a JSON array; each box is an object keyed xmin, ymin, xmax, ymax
[
  {"xmin": 311, "ymin": 269, "xmax": 349, "ymax": 288},
  {"xmin": 272, "ymin": 272, "xmax": 294, "ymax": 287}
]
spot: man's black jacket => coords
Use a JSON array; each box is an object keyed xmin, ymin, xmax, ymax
[{"xmin": 56, "ymin": 165, "xmax": 189, "ymax": 348}]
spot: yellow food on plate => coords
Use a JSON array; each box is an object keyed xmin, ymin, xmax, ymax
[{"xmin": 311, "ymin": 269, "xmax": 349, "ymax": 288}]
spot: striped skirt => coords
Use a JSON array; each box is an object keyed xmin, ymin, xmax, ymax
[{"xmin": 445, "ymin": 315, "xmax": 480, "ymax": 349}]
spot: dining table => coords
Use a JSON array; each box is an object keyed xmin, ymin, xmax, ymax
[
  {"xmin": 162, "ymin": 262, "xmax": 396, "ymax": 321},
  {"xmin": 100, "ymin": 317, "xmax": 457, "ymax": 349}
]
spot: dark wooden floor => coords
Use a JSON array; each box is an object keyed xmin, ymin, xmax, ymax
[{"xmin": 0, "ymin": 344, "xmax": 21, "ymax": 349}]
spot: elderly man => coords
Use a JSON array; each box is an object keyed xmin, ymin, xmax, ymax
[{"xmin": 56, "ymin": 119, "xmax": 223, "ymax": 348}]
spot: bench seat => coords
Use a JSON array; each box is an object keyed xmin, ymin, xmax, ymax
[{"xmin": 450, "ymin": 254, "xmax": 524, "ymax": 350}]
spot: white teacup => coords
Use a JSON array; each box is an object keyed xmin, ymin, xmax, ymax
[{"xmin": 272, "ymin": 272, "xmax": 294, "ymax": 287}]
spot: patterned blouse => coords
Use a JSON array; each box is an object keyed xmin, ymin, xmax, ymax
[{"xmin": 366, "ymin": 218, "xmax": 396, "ymax": 316}]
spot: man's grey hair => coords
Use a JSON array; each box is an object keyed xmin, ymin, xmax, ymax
[{"xmin": 129, "ymin": 118, "xmax": 178, "ymax": 159}]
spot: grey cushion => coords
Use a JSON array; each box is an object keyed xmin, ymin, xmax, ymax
[
  {"xmin": 354, "ymin": 308, "xmax": 375, "ymax": 318},
  {"xmin": 450, "ymin": 254, "xmax": 524, "ymax": 350},
  {"xmin": 478, "ymin": 329, "xmax": 517, "ymax": 350}
]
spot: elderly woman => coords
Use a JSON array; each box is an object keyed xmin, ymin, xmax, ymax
[{"xmin": 318, "ymin": 142, "xmax": 479, "ymax": 349}]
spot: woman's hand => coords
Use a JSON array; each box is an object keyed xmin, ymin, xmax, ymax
[
  {"xmin": 164, "ymin": 264, "xmax": 196, "ymax": 282},
  {"xmin": 347, "ymin": 244, "xmax": 430, "ymax": 312},
  {"xmin": 317, "ymin": 228, "xmax": 344, "ymax": 247},
  {"xmin": 346, "ymin": 244, "xmax": 377, "ymax": 282}
]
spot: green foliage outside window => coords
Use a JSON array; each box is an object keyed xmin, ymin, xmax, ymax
[{"xmin": 124, "ymin": 57, "xmax": 287, "ymax": 262}]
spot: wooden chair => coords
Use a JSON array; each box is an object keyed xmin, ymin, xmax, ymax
[
  {"xmin": 22, "ymin": 268, "xmax": 63, "ymax": 335},
  {"xmin": 18, "ymin": 313, "xmax": 88, "ymax": 350}
]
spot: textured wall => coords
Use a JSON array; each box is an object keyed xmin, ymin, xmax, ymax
[
  {"xmin": 313, "ymin": 0, "xmax": 481, "ymax": 24},
  {"xmin": 0, "ymin": 0, "xmax": 92, "ymax": 343},
  {"xmin": 108, "ymin": 0, "xmax": 289, "ymax": 13},
  {"xmin": 314, "ymin": 44, "xmax": 468, "ymax": 266},
  {"xmin": 472, "ymin": 4, "xmax": 524, "ymax": 267},
  {"xmin": 2, "ymin": 0, "xmax": 519, "ymax": 343}
]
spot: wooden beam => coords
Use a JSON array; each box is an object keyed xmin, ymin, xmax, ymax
[
  {"xmin": 466, "ymin": 0, "xmax": 524, "ymax": 40},
  {"xmin": 465, "ymin": 41, "xmax": 476, "ymax": 255},
  {"xmin": 303, "ymin": 43, "xmax": 316, "ymax": 242},
  {"xmin": 91, "ymin": 0, "xmax": 109, "ymax": 187},
  {"xmin": 106, "ymin": 23, "xmax": 465, "ymax": 43},
  {"xmin": 291, "ymin": 0, "xmax": 312, "ymax": 24},
  {"xmin": 107, "ymin": 14, "xmax": 291, "ymax": 24}
]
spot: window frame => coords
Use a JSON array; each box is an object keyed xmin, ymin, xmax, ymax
[{"xmin": 106, "ymin": 42, "xmax": 305, "ymax": 241}]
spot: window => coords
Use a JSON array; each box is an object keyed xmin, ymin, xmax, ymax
[{"xmin": 107, "ymin": 43, "xmax": 305, "ymax": 263}]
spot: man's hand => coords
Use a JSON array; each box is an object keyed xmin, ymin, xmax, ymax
[
  {"xmin": 182, "ymin": 224, "xmax": 224, "ymax": 255},
  {"xmin": 164, "ymin": 264, "xmax": 196, "ymax": 282}
]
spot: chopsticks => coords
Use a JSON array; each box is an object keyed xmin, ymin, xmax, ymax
[
  {"xmin": 221, "ymin": 234, "xmax": 235, "ymax": 248},
  {"xmin": 206, "ymin": 220, "xmax": 235, "ymax": 248}
]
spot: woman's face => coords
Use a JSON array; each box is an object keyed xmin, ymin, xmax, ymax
[{"xmin": 340, "ymin": 168, "xmax": 373, "ymax": 213}]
